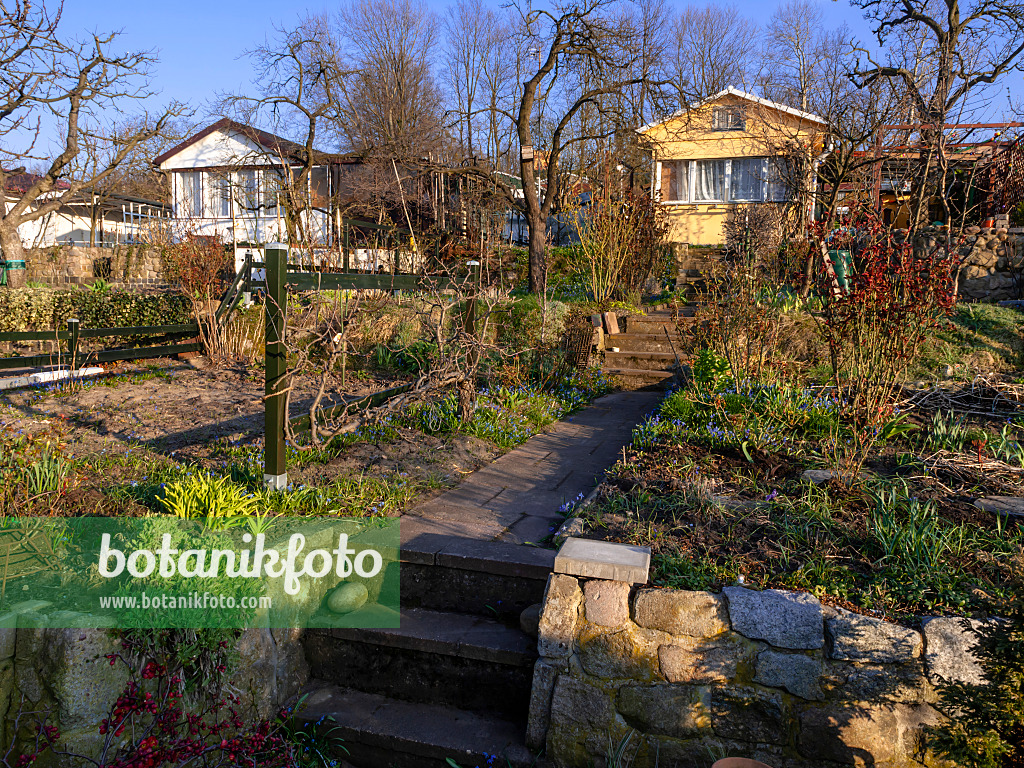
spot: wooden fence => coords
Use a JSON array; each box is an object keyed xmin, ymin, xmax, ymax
[{"xmin": 0, "ymin": 320, "xmax": 202, "ymax": 371}]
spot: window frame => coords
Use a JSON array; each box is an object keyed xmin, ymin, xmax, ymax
[
  {"xmin": 712, "ymin": 106, "xmax": 746, "ymax": 132},
  {"xmin": 176, "ymin": 171, "xmax": 204, "ymax": 218},
  {"xmin": 657, "ymin": 156, "xmax": 790, "ymax": 204},
  {"xmin": 729, "ymin": 157, "xmax": 768, "ymax": 203}
]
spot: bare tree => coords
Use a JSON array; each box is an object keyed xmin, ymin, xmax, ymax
[
  {"xmin": 668, "ymin": 5, "xmax": 759, "ymax": 104},
  {"xmin": 849, "ymin": 0, "xmax": 1024, "ymax": 229},
  {"xmin": 511, "ymin": 0, "xmax": 669, "ymax": 293},
  {"xmin": 331, "ymin": 0, "xmax": 446, "ymax": 163},
  {"xmin": 219, "ymin": 16, "xmax": 345, "ymax": 249},
  {"xmin": 762, "ymin": 0, "xmax": 826, "ymax": 113},
  {"xmin": 0, "ymin": 1, "xmax": 187, "ymax": 287}
]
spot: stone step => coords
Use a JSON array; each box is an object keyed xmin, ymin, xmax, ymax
[
  {"xmin": 603, "ymin": 351, "xmax": 678, "ymax": 371},
  {"xmin": 606, "ymin": 333, "xmax": 676, "ymax": 353},
  {"xmin": 296, "ymin": 685, "xmax": 538, "ymax": 768},
  {"xmin": 304, "ymin": 607, "xmax": 536, "ymax": 719},
  {"xmin": 399, "ymin": 528, "xmax": 553, "ymax": 619}
]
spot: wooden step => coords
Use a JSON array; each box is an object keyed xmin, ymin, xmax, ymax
[
  {"xmin": 602, "ymin": 367, "xmax": 677, "ymax": 380},
  {"xmin": 296, "ymin": 685, "xmax": 538, "ymax": 768},
  {"xmin": 603, "ymin": 351, "xmax": 678, "ymax": 370},
  {"xmin": 606, "ymin": 333, "xmax": 676, "ymax": 353},
  {"xmin": 398, "ymin": 529, "xmax": 553, "ymax": 619},
  {"xmin": 304, "ymin": 607, "xmax": 536, "ymax": 718}
]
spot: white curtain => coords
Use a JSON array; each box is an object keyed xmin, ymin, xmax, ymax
[
  {"xmin": 694, "ymin": 160, "xmax": 726, "ymax": 201},
  {"xmin": 731, "ymin": 158, "xmax": 764, "ymax": 202},
  {"xmin": 177, "ymin": 171, "xmax": 203, "ymax": 218},
  {"xmin": 237, "ymin": 170, "xmax": 258, "ymax": 213}
]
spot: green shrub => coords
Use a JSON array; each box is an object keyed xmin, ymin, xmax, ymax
[
  {"xmin": 494, "ymin": 295, "xmax": 568, "ymax": 349},
  {"xmin": 159, "ymin": 472, "xmax": 258, "ymax": 530},
  {"xmin": 0, "ymin": 287, "xmax": 192, "ymax": 333},
  {"xmin": 928, "ymin": 592, "xmax": 1024, "ymax": 768}
]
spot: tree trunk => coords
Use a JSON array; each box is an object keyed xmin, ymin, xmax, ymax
[
  {"xmin": 527, "ymin": 210, "xmax": 547, "ymax": 294},
  {"xmin": 457, "ymin": 378, "xmax": 476, "ymax": 424},
  {"xmin": 0, "ymin": 227, "xmax": 27, "ymax": 289}
]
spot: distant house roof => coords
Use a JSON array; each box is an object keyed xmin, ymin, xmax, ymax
[
  {"xmin": 152, "ymin": 117, "xmax": 360, "ymax": 167},
  {"xmin": 637, "ymin": 86, "xmax": 827, "ymax": 134},
  {"xmin": 2, "ymin": 172, "xmax": 72, "ymax": 195}
]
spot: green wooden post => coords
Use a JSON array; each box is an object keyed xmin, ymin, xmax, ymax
[
  {"xmin": 464, "ymin": 260, "xmax": 481, "ymax": 373},
  {"xmin": 264, "ymin": 243, "xmax": 288, "ymax": 490},
  {"xmin": 66, "ymin": 318, "xmax": 79, "ymax": 371},
  {"xmin": 464, "ymin": 260, "xmax": 480, "ymax": 337},
  {"xmin": 343, "ymin": 224, "xmax": 350, "ymax": 273}
]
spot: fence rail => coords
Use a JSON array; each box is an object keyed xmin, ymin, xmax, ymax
[{"xmin": 0, "ymin": 318, "xmax": 201, "ymax": 371}]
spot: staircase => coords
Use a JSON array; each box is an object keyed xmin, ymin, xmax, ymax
[
  {"xmin": 297, "ymin": 530, "xmax": 554, "ymax": 768},
  {"xmin": 601, "ymin": 307, "xmax": 695, "ymax": 389}
]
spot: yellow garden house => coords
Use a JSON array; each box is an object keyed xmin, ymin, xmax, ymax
[{"xmin": 639, "ymin": 87, "xmax": 828, "ymax": 245}]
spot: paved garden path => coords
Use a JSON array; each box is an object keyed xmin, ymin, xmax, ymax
[{"xmin": 400, "ymin": 389, "xmax": 664, "ymax": 546}]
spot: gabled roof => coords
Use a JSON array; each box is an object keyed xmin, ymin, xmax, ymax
[
  {"xmin": 3, "ymin": 172, "xmax": 72, "ymax": 194},
  {"xmin": 637, "ymin": 86, "xmax": 827, "ymax": 134},
  {"xmin": 152, "ymin": 118, "xmax": 358, "ymax": 167}
]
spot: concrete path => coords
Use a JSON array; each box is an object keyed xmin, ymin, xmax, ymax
[{"xmin": 401, "ymin": 390, "xmax": 663, "ymax": 546}]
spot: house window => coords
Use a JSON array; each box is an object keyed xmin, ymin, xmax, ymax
[
  {"xmin": 658, "ymin": 157, "xmax": 792, "ymax": 204},
  {"xmin": 209, "ymin": 173, "xmax": 232, "ymax": 218},
  {"xmin": 237, "ymin": 170, "xmax": 258, "ymax": 213},
  {"xmin": 311, "ymin": 166, "xmax": 330, "ymax": 207},
  {"xmin": 730, "ymin": 157, "xmax": 764, "ymax": 202},
  {"xmin": 660, "ymin": 160, "xmax": 688, "ymax": 201},
  {"xmin": 263, "ymin": 171, "xmax": 283, "ymax": 215},
  {"xmin": 693, "ymin": 159, "xmax": 727, "ymax": 202},
  {"xmin": 177, "ymin": 171, "xmax": 203, "ymax": 218},
  {"xmin": 712, "ymin": 106, "xmax": 745, "ymax": 131}
]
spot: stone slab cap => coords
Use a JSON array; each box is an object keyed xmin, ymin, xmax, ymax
[{"xmin": 554, "ymin": 537, "xmax": 650, "ymax": 584}]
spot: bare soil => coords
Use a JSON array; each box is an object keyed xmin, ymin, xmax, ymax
[{"xmin": 0, "ymin": 357, "xmax": 500, "ymax": 508}]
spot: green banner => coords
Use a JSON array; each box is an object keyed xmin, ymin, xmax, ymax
[{"xmin": 0, "ymin": 516, "xmax": 400, "ymax": 629}]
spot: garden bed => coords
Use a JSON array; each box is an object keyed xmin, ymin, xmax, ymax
[{"xmin": 579, "ymin": 371, "xmax": 1024, "ymax": 622}]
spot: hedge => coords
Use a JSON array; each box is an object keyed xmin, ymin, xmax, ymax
[{"xmin": 0, "ymin": 288, "xmax": 193, "ymax": 333}]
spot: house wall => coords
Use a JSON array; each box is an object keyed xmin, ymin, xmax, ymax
[
  {"xmin": 528, "ymin": 573, "xmax": 982, "ymax": 768},
  {"xmin": 158, "ymin": 128, "xmax": 330, "ymax": 245},
  {"xmin": 644, "ymin": 95, "xmax": 825, "ymax": 246}
]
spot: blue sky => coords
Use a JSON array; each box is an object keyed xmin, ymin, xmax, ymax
[{"xmin": 51, "ymin": 0, "xmax": 1024, "ymax": 129}]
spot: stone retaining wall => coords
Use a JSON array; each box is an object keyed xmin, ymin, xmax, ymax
[
  {"xmin": 528, "ymin": 574, "xmax": 982, "ymax": 768},
  {"xmin": 940, "ymin": 227, "xmax": 1022, "ymax": 301},
  {"xmin": 25, "ymin": 244, "xmax": 166, "ymax": 288},
  {"xmin": 0, "ymin": 618, "xmax": 309, "ymax": 762}
]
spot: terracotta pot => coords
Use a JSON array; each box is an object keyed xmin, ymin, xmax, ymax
[{"xmin": 712, "ymin": 760, "xmax": 775, "ymax": 768}]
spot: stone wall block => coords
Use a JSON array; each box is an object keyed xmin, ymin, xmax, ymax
[
  {"xmin": 526, "ymin": 659, "xmax": 563, "ymax": 750},
  {"xmin": 546, "ymin": 675, "xmax": 627, "ymax": 768},
  {"xmin": 538, "ymin": 574, "xmax": 583, "ymax": 659},
  {"xmin": 710, "ymin": 686, "xmax": 788, "ymax": 746},
  {"xmin": 824, "ymin": 661, "xmax": 930, "ymax": 704},
  {"xmin": 578, "ymin": 624, "xmax": 664, "ymax": 681},
  {"xmin": 658, "ymin": 633, "xmax": 750, "ymax": 684},
  {"xmin": 923, "ymin": 616, "xmax": 986, "ymax": 686},
  {"xmin": 826, "ymin": 608, "xmax": 922, "ymax": 664},
  {"xmin": 797, "ymin": 703, "xmax": 941, "ymax": 766},
  {"xmin": 754, "ymin": 648, "xmax": 824, "ymax": 701},
  {"xmin": 616, "ymin": 683, "xmax": 710, "ymax": 738},
  {"xmin": 583, "ymin": 580, "xmax": 631, "ymax": 628},
  {"xmin": 724, "ymin": 587, "xmax": 824, "ymax": 650},
  {"xmin": 633, "ymin": 588, "xmax": 729, "ymax": 637}
]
